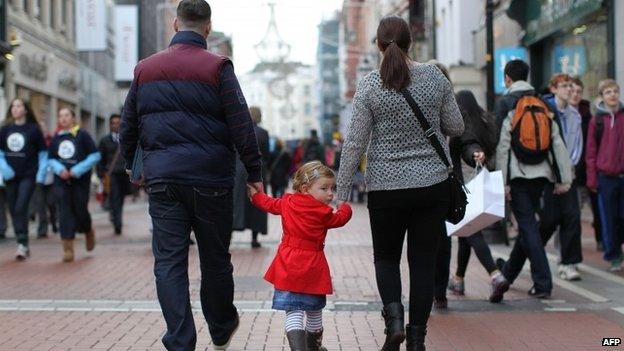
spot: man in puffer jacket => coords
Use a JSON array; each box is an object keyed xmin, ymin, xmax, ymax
[
  {"xmin": 586, "ymin": 79, "xmax": 624, "ymax": 272},
  {"xmin": 120, "ymin": 1, "xmax": 262, "ymax": 350}
]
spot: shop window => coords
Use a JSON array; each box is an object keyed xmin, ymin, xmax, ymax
[
  {"xmin": 22, "ymin": 0, "xmax": 29, "ymax": 15},
  {"xmin": 34, "ymin": 0, "xmax": 42, "ymax": 21}
]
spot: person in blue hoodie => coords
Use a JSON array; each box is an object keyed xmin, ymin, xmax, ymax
[
  {"xmin": 0, "ymin": 98, "xmax": 47, "ymax": 260},
  {"xmin": 48, "ymin": 108, "xmax": 100, "ymax": 262},
  {"xmin": 541, "ymin": 74, "xmax": 584, "ymax": 281}
]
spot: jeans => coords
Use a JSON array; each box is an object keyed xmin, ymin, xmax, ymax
[
  {"xmin": 502, "ymin": 179, "xmax": 552, "ymax": 293},
  {"xmin": 55, "ymin": 179, "xmax": 92, "ymax": 239},
  {"xmin": 147, "ymin": 183, "xmax": 238, "ymax": 351},
  {"xmin": 6, "ymin": 177, "xmax": 36, "ymax": 246},
  {"xmin": 368, "ymin": 179, "xmax": 450, "ymax": 326},
  {"xmin": 539, "ymin": 182, "xmax": 583, "ymax": 264},
  {"xmin": 31, "ymin": 184, "xmax": 57, "ymax": 236},
  {"xmin": 597, "ymin": 175, "xmax": 624, "ymax": 261},
  {"xmin": 456, "ymin": 231, "xmax": 498, "ymax": 277},
  {"xmin": 110, "ymin": 173, "xmax": 130, "ymax": 231}
]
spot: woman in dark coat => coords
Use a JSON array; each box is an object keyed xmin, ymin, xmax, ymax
[
  {"xmin": 269, "ymin": 139, "xmax": 291, "ymax": 198},
  {"xmin": 447, "ymin": 90, "xmax": 509, "ymax": 302},
  {"xmin": 232, "ymin": 107, "xmax": 269, "ymax": 248}
]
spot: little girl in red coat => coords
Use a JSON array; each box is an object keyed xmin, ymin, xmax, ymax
[{"xmin": 248, "ymin": 161, "xmax": 352, "ymax": 350}]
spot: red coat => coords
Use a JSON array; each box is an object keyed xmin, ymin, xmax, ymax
[{"xmin": 251, "ymin": 192, "xmax": 352, "ymax": 295}]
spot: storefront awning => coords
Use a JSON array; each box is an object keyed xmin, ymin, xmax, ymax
[{"xmin": 507, "ymin": 0, "xmax": 604, "ymax": 46}]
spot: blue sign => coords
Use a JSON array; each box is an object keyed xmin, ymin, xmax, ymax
[
  {"xmin": 495, "ymin": 47, "xmax": 528, "ymax": 94},
  {"xmin": 553, "ymin": 45, "xmax": 587, "ymax": 77}
]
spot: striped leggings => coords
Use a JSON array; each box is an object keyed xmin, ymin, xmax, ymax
[{"xmin": 285, "ymin": 310, "xmax": 323, "ymax": 332}]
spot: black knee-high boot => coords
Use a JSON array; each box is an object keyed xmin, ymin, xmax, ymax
[{"xmin": 381, "ymin": 302, "xmax": 405, "ymax": 350}]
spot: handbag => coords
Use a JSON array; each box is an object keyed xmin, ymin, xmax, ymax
[{"xmin": 400, "ymin": 89, "xmax": 468, "ymax": 224}]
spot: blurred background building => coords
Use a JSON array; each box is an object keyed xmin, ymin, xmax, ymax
[{"xmin": 0, "ymin": 0, "xmax": 621, "ymax": 144}]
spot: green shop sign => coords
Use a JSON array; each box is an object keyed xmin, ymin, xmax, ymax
[{"xmin": 522, "ymin": 0, "xmax": 603, "ymax": 45}]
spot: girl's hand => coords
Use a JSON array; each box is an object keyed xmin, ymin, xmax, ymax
[
  {"xmin": 473, "ymin": 151, "xmax": 486, "ymax": 164},
  {"xmin": 247, "ymin": 184, "xmax": 258, "ymax": 198}
]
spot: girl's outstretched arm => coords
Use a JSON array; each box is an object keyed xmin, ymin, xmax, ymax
[
  {"xmin": 251, "ymin": 192, "xmax": 283, "ymax": 215},
  {"xmin": 325, "ymin": 202, "xmax": 353, "ymax": 229}
]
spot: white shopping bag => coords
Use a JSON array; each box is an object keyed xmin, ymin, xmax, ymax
[{"xmin": 446, "ymin": 168, "xmax": 505, "ymax": 237}]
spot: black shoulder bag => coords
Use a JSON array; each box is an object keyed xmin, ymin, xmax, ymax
[{"xmin": 400, "ymin": 90, "xmax": 467, "ymax": 224}]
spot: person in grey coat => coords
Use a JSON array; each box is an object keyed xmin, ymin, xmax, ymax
[{"xmin": 233, "ymin": 106, "xmax": 270, "ymax": 248}]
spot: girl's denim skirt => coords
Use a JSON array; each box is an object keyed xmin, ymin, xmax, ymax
[{"xmin": 272, "ymin": 289, "xmax": 326, "ymax": 311}]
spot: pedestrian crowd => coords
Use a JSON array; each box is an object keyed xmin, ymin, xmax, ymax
[{"xmin": 1, "ymin": 1, "xmax": 623, "ymax": 351}]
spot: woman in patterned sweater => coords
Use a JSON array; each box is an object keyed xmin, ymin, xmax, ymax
[{"xmin": 336, "ymin": 16, "xmax": 463, "ymax": 351}]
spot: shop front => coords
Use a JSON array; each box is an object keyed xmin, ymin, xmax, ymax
[
  {"xmin": 6, "ymin": 30, "xmax": 79, "ymax": 130},
  {"xmin": 520, "ymin": 0, "xmax": 614, "ymax": 98}
]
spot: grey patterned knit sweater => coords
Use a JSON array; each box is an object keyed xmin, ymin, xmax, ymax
[{"xmin": 336, "ymin": 63, "xmax": 464, "ymax": 200}]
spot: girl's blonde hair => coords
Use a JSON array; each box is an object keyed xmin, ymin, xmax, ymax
[{"xmin": 292, "ymin": 161, "xmax": 335, "ymax": 192}]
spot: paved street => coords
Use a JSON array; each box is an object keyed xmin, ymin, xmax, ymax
[{"xmin": 1, "ymin": 197, "xmax": 623, "ymax": 350}]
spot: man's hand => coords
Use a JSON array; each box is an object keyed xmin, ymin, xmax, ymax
[
  {"xmin": 473, "ymin": 151, "xmax": 486, "ymax": 164},
  {"xmin": 588, "ymin": 187, "xmax": 597, "ymax": 193},
  {"xmin": 554, "ymin": 183, "xmax": 571, "ymax": 195},
  {"xmin": 505, "ymin": 186, "xmax": 511, "ymax": 201},
  {"xmin": 248, "ymin": 182, "xmax": 264, "ymax": 194},
  {"xmin": 247, "ymin": 184, "xmax": 258, "ymax": 198}
]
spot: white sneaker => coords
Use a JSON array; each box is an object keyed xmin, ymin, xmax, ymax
[
  {"xmin": 15, "ymin": 244, "xmax": 30, "ymax": 261},
  {"xmin": 559, "ymin": 264, "xmax": 581, "ymax": 281}
]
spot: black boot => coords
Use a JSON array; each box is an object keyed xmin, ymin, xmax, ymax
[
  {"xmin": 306, "ymin": 329, "xmax": 327, "ymax": 351},
  {"xmin": 286, "ymin": 330, "xmax": 307, "ymax": 351},
  {"xmin": 381, "ymin": 302, "xmax": 405, "ymax": 351},
  {"xmin": 405, "ymin": 324, "xmax": 426, "ymax": 351}
]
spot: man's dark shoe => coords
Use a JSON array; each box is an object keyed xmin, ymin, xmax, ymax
[
  {"xmin": 381, "ymin": 302, "xmax": 405, "ymax": 350},
  {"xmin": 114, "ymin": 227, "xmax": 122, "ymax": 235},
  {"xmin": 527, "ymin": 287, "xmax": 550, "ymax": 299},
  {"xmin": 251, "ymin": 241, "xmax": 261, "ymax": 249},
  {"xmin": 213, "ymin": 315, "xmax": 239, "ymax": 350},
  {"xmin": 489, "ymin": 274, "xmax": 509, "ymax": 303},
  {"xmin": 37, "ymin": 233, "xmax": 48, "ymax": 239}
]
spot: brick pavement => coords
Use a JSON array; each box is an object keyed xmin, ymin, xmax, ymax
[{"xmin": 0, "ymin": 199, "xmax": 623, "ymax": 350}]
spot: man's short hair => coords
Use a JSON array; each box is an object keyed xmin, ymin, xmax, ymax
[
  {"xmin": 549, "ymin": 73, "xmax": 571, "ymax": 88},
  {"xmin": 504, "ymin": 59, "xmax": 529, "ymax": 82},
  {"xmin": 110, "ymin": 113, "xmax": 121, "ymax": 121},
  {"xmin": 598, "ymin": 79, "xmax": 619, "ymax": 95},
  {"xmin": 177, "ymin": 0, "xmax": 211, "ymax": 27},
  {"xmin": 571, "ymin": 77, "xmax": 584, "ymax": 89}
]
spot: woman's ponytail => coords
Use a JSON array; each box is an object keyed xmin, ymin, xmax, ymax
[{"xmin": 377, "ymin": 16, "xmax": 412, "ymax": 91}]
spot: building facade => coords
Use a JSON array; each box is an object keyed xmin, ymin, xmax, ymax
[
  {"xmin": 317, "ymin": 14, "xmax": 340, "ymax": 143},
  {"xmin": 240, "ymin": 62, "xmax": 318, "ymax": 142},
  {"xmin": 5, "ymin": 0, "xmax": 79, "ymax": 132}
]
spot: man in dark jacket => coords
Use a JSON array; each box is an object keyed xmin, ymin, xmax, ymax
[
  {"xmin": 302, "ymin": 129, "xmax": 325, "ymax": 164},
  {"xmin": 493, "ymin": 59, "xmax": 535, "ymax": 134},
  {"xmin": 120, "ymin": 1, "xmax": 262, "ymax": 350},
  {"xmin": 97, "ymin": 114, "xmax": 129, "ymax": 235}
]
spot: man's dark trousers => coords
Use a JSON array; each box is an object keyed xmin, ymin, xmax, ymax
[
  {"xmin": 147, "ymin": 183, "xmax": 238, "ymax": 351},
  {"xmin": 110, "ymin": 173, "xmax": 130, "ymax": 232},
  {"xmin": 502, "ymin": 179, "xmax": 553, "ymax": 293},
  {"xmin": 539, "ymin": 182, "xmax": 583, "ymax": 264}
]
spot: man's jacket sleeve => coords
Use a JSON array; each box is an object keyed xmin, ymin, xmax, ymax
[
  {"xmin": 219, "ymin": 61, "xmax": 262, "ymax": 183},
  {"xmin": 120, "ymin": 68, "xmax": 140, "ymax": 170}
]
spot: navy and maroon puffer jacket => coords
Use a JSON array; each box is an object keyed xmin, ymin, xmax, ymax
[{"xmin": 120, "ymin": 31, "xmax": 262, "ymax": 188}]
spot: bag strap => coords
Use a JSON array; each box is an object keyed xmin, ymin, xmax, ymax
[{"xmin": 400, "ymin": 89, "xmax": 452, "ymax": 171}]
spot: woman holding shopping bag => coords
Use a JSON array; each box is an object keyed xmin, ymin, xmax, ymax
[
  {"xmin": 48, "ymin": 108, "xmax": 100, "ymax": 262},
  {"xmin": 336, "ymin": 16, "xmax": 463, "ymax": 351},
  {"xmin": 446, "ymin": 90, "xmax": 510, "ymax": 303},
  {"xmin": 0, "ymin": 98, "xmax": 48, "ymax": 260}
]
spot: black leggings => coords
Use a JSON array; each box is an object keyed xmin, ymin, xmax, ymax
[
  {"xmin": 455, "ymin": 231, "xmax": 498, "ymax": 277},
  {"xmin": 368, "ymin": 180, "xmax": 449, "ymax": 326}
]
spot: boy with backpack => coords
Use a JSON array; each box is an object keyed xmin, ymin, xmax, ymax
[
  {"xmin": 496, "ymin": 69, "xmax": 573, "ymax": 298},
  {"xmin": 586, "ymin": 79, "xmax": 624, "ymax": 272}
]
